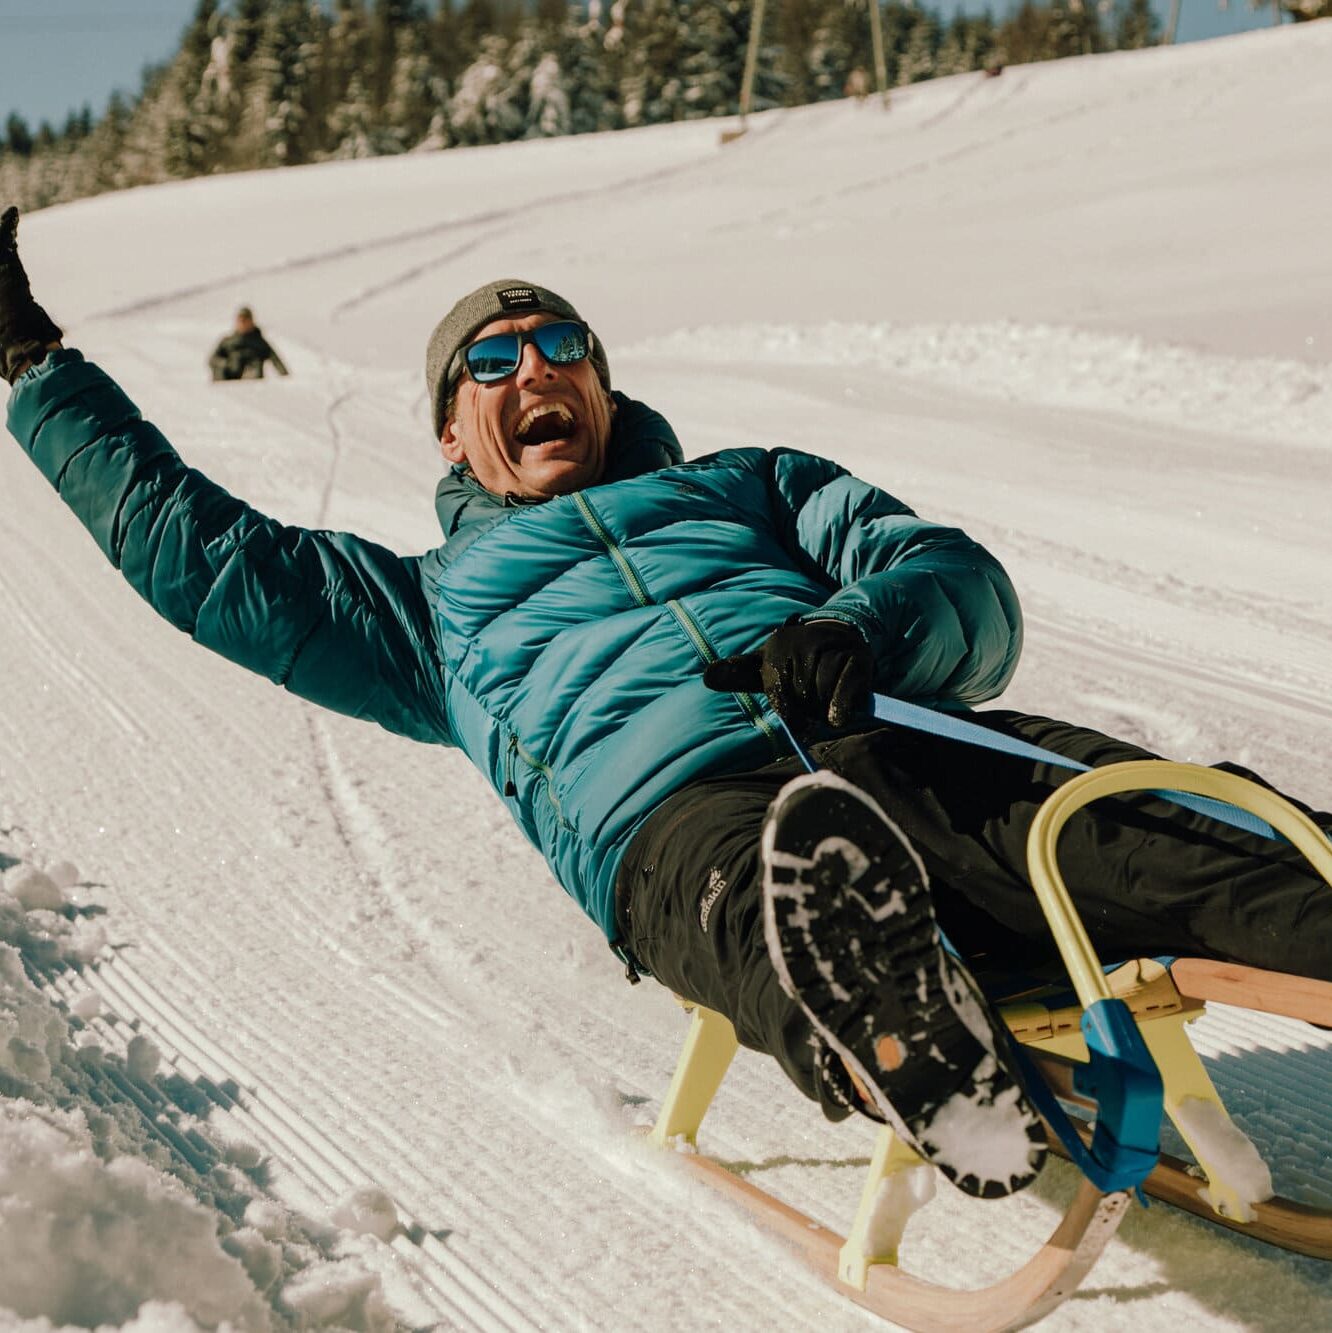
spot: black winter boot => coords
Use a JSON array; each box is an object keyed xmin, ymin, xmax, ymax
[{"xmin": 762, "ymin": 770, "xmax": 1047, "ymax": 1199}]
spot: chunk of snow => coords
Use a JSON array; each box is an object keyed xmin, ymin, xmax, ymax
[
  {"xmin": 243, "ymin": 1198, "xmax": 290, "ymax": 1242},
  {"xmin": 220, "ymin": 1134, "xmax": 263, "ymax": 1169},
  {"xmin": 6, "ymin": 865, "xmax": 65, "ymax": 912},
  {"xmin": 332, "ymin": 1184, "xmax": 399, "ymax": 1240},
  {"xmin": 45, "ymin": 860, "xmax": 82, "ymax": 889},
  {"xmin": 922, "ymin": 1072, "xmax": 1039, "ymax": 1194},
  {"xmin": 0, "ymin": 943, "xmax": 65, "ymax": 1087},
  {"xmin": 222, "ymin": 1225, "xmax": 285, "ymax": 1295},
  {"xmin": 126, "ymin": 1032, "xmax": 162, "ymax": 1080},
  {"xmin": 71, "ymin": 990, "xmax": 103, "ymax": 1019},
  {"xmin": 1172, "ymin": 1095, "xmax": 1274, "ymax": 1222},
  {"xmin": 0, "ymin": 1100, "xmax": 270, "ymax": 1328},
  {"xmin": 860, "ymin": 1161, "xmax": 936, "ymax": 1261},
  {"xmin": 67, "ymin": 917, "xmax": 108, "ymax": 962},
  {"xmin": 280, "ymin": 1263, "xmax": 395, "ymax": 1331}
]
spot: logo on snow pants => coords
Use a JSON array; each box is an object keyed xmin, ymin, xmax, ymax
[{"xmin": 699, "ymin": 867, "xmax": 728, "ymax": 933}]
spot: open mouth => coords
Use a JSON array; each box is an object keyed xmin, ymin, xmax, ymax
[{"xmin": 514, "ymin": 403, "xmax": 577, "ymax": 446}]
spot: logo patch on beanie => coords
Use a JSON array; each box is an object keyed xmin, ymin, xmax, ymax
[{"xmin": 496, "ymin": 286, "xmax": 541, "ymax": 311}]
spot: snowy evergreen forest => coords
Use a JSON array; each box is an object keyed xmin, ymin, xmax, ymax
[{"xmin": 0, "ymin": 0, "xmax": 1322, "ymax": 213}]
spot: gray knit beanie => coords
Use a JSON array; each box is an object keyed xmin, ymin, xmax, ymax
[{"xmin": 424, "ymin": 279, "xmax": 611, "ymax": 438}]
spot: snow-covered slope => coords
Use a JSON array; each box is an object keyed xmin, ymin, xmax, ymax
[{"xmin": 3, "ymin": 21, "xmax": 1331, "ymax": 1330}]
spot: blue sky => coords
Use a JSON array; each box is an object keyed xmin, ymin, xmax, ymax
[{"xmin": 0, "ymin": 0, "xmax": 1284, "ymax": 130}]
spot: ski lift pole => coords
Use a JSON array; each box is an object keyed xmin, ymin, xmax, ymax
[
  {"xmin": 737, "ymin": 0, "xmax": 768, "ymax": 132},
  {"xmin": 867, "ymin": 0, "xmax": 890, "ymax": 108}
]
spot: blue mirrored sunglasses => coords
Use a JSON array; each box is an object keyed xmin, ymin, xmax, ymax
[{"xmin": 463, "ymin": 320, "xmax": 591, "ymax": 384}]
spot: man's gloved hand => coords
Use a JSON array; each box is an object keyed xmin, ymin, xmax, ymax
[
  {"xmin": 704, "ymin": 620, "xmax": 873, "ymax": 734},
  {"xmin": 0, "ymin": 206, "xmax": 63, "ymax": 384}
]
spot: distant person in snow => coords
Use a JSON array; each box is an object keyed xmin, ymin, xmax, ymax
[
  {"xmin": 5, "ymin": 204, "xmax": 1332, "ymax": 1202},
  {"xmin": 844, "ymin": 67, "xmax": 871, "ymax": 102},
  {"xmin": 209, "ymin": 306, "xmax": 289, "ymax": 381}
]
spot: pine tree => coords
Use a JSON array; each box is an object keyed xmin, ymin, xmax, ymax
[
  {"xmin": 5, "ymin": 115, "xmax": 34, "ymax": 158},
  {"xmin": 895, "ymin": 8, "xmax": 940, "ymax": 85},
  {"xmin": 995, "ymin": 1, "xmax": 1058, "ymax": 64},
  {"xmin": 527, "ymin": 51, "xmax": 572, "ymax": 137},
  {"xmin": 678, "ymin": 0, "xmax": 751, "ymax": 119},
  {"xmin": 163, "ymin": 0, "xmax": 228, "ymax": 178},
  {"xmin": 245, "ymin": 0, "xmax": 323, "ymax": 166},
  {"xmin": 806, "ymin": 1, "xmax": 872, "ymax": 102},
  {"xmin": 1114, "ymin": 0, "xmax": 1159, "ymax": 48},
  {"xmin": 447, "ymin": 34, "xmax": 525, "ymax": 144},
  {"xmin": 617, "ymin": 0, "xmax": 688, "ymax": 125},
  {"xmin": 558, "ymin": 11, "xmax": 621, "ymax": 133},
  {"xmin": 385, "ymin": 11, "xmax": 441, "ymax": 148}
]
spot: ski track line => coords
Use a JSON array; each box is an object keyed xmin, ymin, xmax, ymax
[
  {"xmin": 0, "ymin": 540, "xmax": 147, "ymax": 743},
  {"xmin": 323, "ymin": 131, "xmax": 785, "ymax": 324},
  {"xmin": 300, "ymin": 710, "xmax": 453, "ymax": 967},
  {"xmin": 69, "ymin": 948, "xmax": 538, "ymax": 1332},
  {"xmin": 124, "ymin": 917, "xmax": 797, "ymax": 1331},
  {"xmin": 717, "ymin": 71, "xmax": 1033, "ymax": 235},
  {"xmin": 1025, "ymin": 612, "xmax": 1332, "ymax": 729},
  {"xmin": 916, "ymin": 66, "xmax": 1017, "ymax": 133},
  {"xmin": 86, "ymin": 209, "xmax": 526, "ymax": 324},
  {"xmin": 89, "ymin": 145, "xmax": 731, "ymax": 328},
  {"xmin": 327, "ymin": 222, "xmax": 522, "ymax": 323},
  {"xmin": 735, "ymin": 61, "xmax": 1135, "ymax": 233},
  {"xmin": 118, "ymin": 925, "xmax": 606, "ymax": 1333},
  {"xmin": 748, "ymin": 46, "xmax": 1241, "ymax": 239},
  {"xmin": 997, "ymin": 523, "xmax": 1332, "ymax": 650},
  {"xmin": 316, "ymin": 379, "xmax": 352, "ymax": 525}
]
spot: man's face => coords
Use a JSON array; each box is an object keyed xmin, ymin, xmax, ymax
[
  {"xmin": 441, "ymin": 312, "xmax": 614, "ymax": 501},
  {"xmin": 236, "ymin": 313, "xmax": 255, "ymax": 334}
]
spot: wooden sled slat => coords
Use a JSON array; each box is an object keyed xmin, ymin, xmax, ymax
[
  {"xmin": 1170, "ymin": 959, "xmax": 1332, "ymax": 1029},
  {"xmin": 667, "ymin": 1148, "xmax": 1129, "ymax": 1333}
]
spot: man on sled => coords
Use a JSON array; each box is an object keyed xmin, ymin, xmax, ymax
[{"xmin": 4, "ymin": 205, "xmax": 1329, "ymax": 1203}]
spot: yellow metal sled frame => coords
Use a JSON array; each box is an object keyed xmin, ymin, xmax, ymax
[{"xmin": 646, "ymin": 761, "xmax": 1332, "ymax": 1330}]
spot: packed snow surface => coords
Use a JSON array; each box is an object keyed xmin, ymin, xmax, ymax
[{"xmin": 3, "ymin": 21, "xmax": 1332, "ymax": 1331}]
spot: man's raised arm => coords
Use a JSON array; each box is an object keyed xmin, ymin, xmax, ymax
[{"xmin": 2, "ymin": 208, "xmax": 450, "ymax": 747}]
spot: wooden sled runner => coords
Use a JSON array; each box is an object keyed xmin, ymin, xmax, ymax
[{"xmin": 645, "ymin": 760, "xmax": 1332, "ymax": 1331}]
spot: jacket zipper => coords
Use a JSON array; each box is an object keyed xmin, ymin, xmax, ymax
[
  {"xmin": 504, "ymin": 729, "xmax": 571, "ymax": 827},
  {"xmin": 667, "ymin": 599, "xmax": 777, "ymax": 743},
  {"xmin": 574, "ymin": 493, "xmax": 651, "ymax": 606},
  {"xmin": 574, "ymin": 493, "xmax": 778, "ymax": 749},
  {"xmin": 503, "ymin": 734, "xmax": 518, "ymax": 796}
]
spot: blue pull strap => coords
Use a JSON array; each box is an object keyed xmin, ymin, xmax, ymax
[
  {"xmin": 1014, "ymin": 998, "xmax": 1162, "ymax": 1195},
  {"xmin": 870, "ymin": 694, "xmax": 1286, "ymax": 843}
]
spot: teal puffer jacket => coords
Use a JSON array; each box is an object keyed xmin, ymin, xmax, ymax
[{"xmin": 9, "ymin": 351, "xmax": 1022, "ymax": 938}]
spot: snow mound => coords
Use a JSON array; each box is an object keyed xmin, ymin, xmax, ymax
[
  {"xmin": 0, "ymin": 844, "xmax": 402, "ymax": 1330},
  {"xmin": 0, "ymin": 1100, "xmax": 271, "ymax": 1329},
  {"xmin": 628, "ymin": 320, "xmax": 1332, "ymax": 448}
]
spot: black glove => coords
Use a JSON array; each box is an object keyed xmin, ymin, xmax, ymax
[
  {"xmin": 704, "ymin": 620, "xmax": 872, "ymax": 734},
  {"xmin": 0, "ymin": 206, "xmax": 63, "ymax": 384}
]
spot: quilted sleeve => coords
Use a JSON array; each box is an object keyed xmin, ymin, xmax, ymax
[
  {"xmin": 765, "ymin": 448, "xmax": 1022, "ymax": 705},
  {"xmin": 7, "ymin": 350, "xmax": 451, "ymax": 745}
]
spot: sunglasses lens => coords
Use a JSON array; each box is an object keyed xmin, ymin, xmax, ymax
[
  {"xmin": 466, "ymin": 333, "xmax": 521, "ymax": 382},
  {"xmin": 532, "ymin": 321, "xmax": 589, "ymax": 365},
  {"xmin": 464, "ymin": 322, "xmax": 590, "ymax": 384}
]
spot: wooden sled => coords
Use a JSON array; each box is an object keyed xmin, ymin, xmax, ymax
[{"xmin": 645, "ymin": 760, "xmax": 1332, "ymax": 1330}]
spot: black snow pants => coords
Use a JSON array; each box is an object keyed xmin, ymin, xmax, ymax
[{"xmin": 613, "ymin": 712, "xmax": 1332, "ymax": 1119}]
